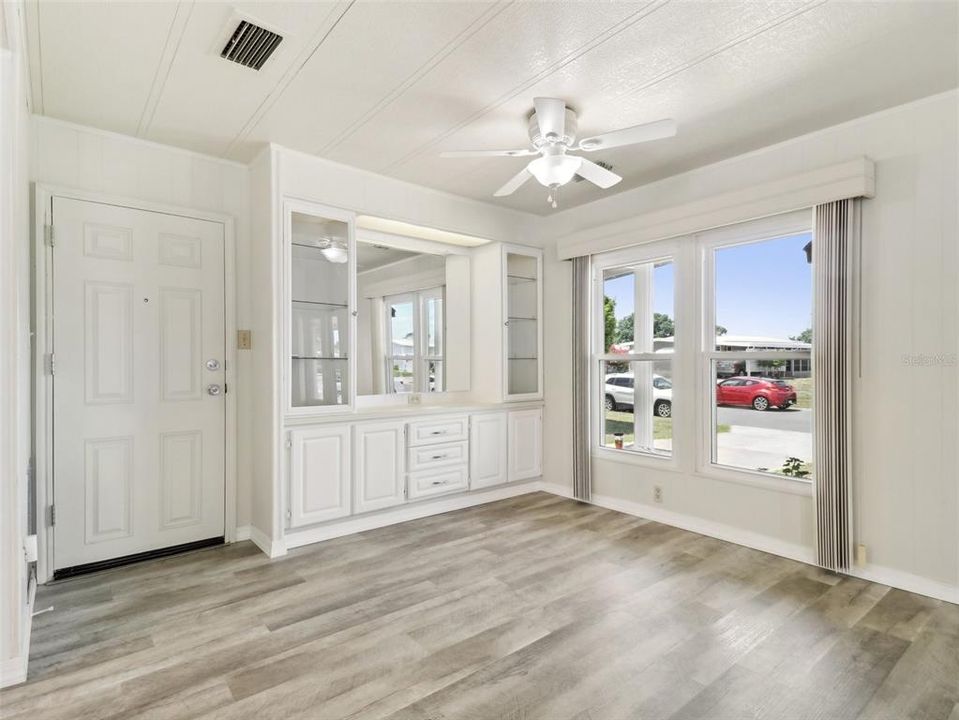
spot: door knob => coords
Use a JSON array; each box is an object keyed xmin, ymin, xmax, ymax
[{"xmin": 207, "ymin": 384, "xmax": 222, "ymax": 396}]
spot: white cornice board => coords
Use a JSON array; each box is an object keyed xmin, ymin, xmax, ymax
[{"xmin": 555, "ymin": 157, "xmax": 875, "ymax": 259}]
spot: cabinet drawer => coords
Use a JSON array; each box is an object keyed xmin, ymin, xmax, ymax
[
  {"xmin": 407, "ymin": 466, "xmax": 469, "ymax": 500},
  {"xmin": 408, "ymin": 440, "xmax": 468, "ymax": 472},
  {"xmin": 407, "ymin": 416, "xmax": 469, "ymax": 446}
]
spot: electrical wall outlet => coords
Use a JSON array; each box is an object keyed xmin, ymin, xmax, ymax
[
  {"xmin": 855, "ymin": 543, "xmax": 867, "ymax": 566},
  {"xmin": 237, "ymin": 329, "xmax": 252, "ymax": 350},
  {"xmin": 653, "ymin": 486, "xmax": 663, "ymax": 503}
]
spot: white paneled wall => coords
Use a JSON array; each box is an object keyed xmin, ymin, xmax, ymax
[
  {"xmin": 31, "ymin": 117, "xmax": 255, "ymax": 530},
  {"xmin": 541, "ymin": 91, "xmax": 959, "ymax": 599}
]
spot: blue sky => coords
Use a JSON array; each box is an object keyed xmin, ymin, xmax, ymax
[{"xmin": 604, "ymin": 232, "xmax": 812, "ymax": 339}]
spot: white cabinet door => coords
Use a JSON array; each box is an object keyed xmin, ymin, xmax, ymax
[
  {"xmin": 289, "ymin": 426, "xmax": 351, "ymax": 527},
  {"xmin": 508, "ymin": 409, "xmax": 543, "ymax": 481},
  {"xmin": 354, "ymin": 421, "xmax": 406, "ymax": 513},
  {"xmin": 470, "ymin": 413, "xmax": 508, "ymax": 489}
]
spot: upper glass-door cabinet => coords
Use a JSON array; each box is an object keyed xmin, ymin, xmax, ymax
[
  {"xmin": 503, "ymin": 244, "xmax": 543, "ymax": 401},
  {"xmin": 285, "ymin": 201, "xmax": 355, "ymax": 413}
]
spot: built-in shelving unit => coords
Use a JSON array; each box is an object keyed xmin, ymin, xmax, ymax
[
  {"xmin": 286, "ymin": 202, "xmax": 355, "ymax": 412},
  {"xmin": 503, "ymin": 247, "xmax": 543, "ymax": 401}
]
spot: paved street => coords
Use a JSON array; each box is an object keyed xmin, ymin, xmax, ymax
[{"xmin": 716, "ymin": 405, "xmax": 811, "ymax": 433}]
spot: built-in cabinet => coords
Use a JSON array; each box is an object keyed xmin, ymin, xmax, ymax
[
  {"xmin": 354, "ymin": 421, "xmax": 406, "ymax": 513},
  {"xmin": 254, "ymin": 146, "xmax": 547, "ymax": 549},
  {"xmin": 288, "ymin": 426, "xmax": 351, "ymax": 527},
  {"xmin": 508, "ymin": 408, "xmax": 543, "ymax": 481},
  {"xmin": 287, "ymin": 408, "xmax": 542, "ymax": 531},
  {"xmin": 469, "ymin": 412, "xmax": 509, "ymax": 488}
]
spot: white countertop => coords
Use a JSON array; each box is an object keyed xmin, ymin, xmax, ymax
[{"xmin": 284, "ymin": 399, "xmax": 543, "ymax": 426}]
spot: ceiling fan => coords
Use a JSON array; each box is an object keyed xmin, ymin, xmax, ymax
[{"xmin": 441, "ymin": 97, "xmax": 677, "ymax": 208}]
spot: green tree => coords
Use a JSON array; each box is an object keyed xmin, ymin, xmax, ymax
[
  {"xmin": 790, "ymin": 328, "xmax": 812, "ymax": 344},
  {"xmin": 614, "ymin": 312, "xmax": 674, "ymax": 343},
  {"xmin": 654, "ymin": 312, "xmax": 674, "ymax": 338},
  {"xmin": 603, "ymin": 296, "xmax": 617, "ymax": 351},
  {"xmin": 616, "ymin": 313, "xmax": 632, "ymax": 343},
  {"xmin": 716, "ymin": 325, "xmax": 727, "ymax": 336}
]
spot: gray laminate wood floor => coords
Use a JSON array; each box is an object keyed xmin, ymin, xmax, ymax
[{"xmin": 2, "ymin": 493, "xmax": 957, "ymax": 719}]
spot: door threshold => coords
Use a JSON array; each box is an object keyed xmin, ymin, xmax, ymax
[{"xmin": 52, "ymin": 537, "xmax": 224, "ymax": 581}]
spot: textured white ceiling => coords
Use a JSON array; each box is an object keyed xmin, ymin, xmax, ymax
[{"xmin": 25, "ymin": 0, "xmax": 959, "ymax": 214}]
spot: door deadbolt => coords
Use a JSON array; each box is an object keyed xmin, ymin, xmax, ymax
[
  {"xmin": 206, "ymin": 358, "xmax": 221, "ymax": 371},
  {"xmin": 207, "ymin": 384, "xmax": 222, "ymax": 396}
]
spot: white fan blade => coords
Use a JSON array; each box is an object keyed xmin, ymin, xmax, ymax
[
  {"xmin": 577, "ymin": 118, "xmax": 676, "ymax": 151},
  {"xmin": 533, "ymin": 97, "xmax": 566, "ymax": 140},
  {"xmin": 575, "ymin": 158, "xmax": 622, "ymax": 189},
  {"xmin": 494, "ymin": 167, "xmax": 533, "ymax": 197},
  {"xmin": 440, "ymin": 148, "xmax": 535, "ymax": 158}
]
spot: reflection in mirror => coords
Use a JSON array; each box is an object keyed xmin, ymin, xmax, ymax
[{"xmin": 356, "ymin": 236, "xmax": 470, "ymax": 397}]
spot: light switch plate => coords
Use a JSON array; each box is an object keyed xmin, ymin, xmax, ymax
[{"xmin": 237, "ymin": 330, "xmax": 252, "ymax": 350}]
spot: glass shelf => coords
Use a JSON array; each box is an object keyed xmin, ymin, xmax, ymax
[
  {"xmin": 292, "ymin": 299, "xmax": 348, "ymax": 309},
  {"xmin": 292, "ymin": 355, "xmax": 348, "ymax": 361}
]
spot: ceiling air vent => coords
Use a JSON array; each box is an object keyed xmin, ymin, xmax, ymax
[{"xmin": 220, "ymin": 20, "xmax": 282, "ymax": 71}]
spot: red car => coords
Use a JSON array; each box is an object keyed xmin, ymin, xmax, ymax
[{"xmin": 716, "ymin": 376, "xmax": 797, "ymax": 411}]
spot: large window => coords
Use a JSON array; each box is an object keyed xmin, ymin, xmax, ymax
[
  {"xmin": 595, "ymin": 251, "xmax": 675, "ymax": 458},
  {"xmin": 385, "ymin": 287, "xmax": 444, "ymax": 394},
  {"xmin": 591, "ymin": 210, "xmax": 814, "ymax": 485},
  {"xmin": 705, "ymin": 227, "xmax": 813, "ymax": 480}
]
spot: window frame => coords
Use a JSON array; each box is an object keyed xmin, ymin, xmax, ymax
[
  {"xmin": 591, "ymin": 239, "xmax": 682, "ymax": 468},
  {"xmin": 589, "ymin": 210, "xmax": 815, "ymax": 495},
  {"xmin": 696, "ymin": 210, "xmax": 815, "ymax": 487}
]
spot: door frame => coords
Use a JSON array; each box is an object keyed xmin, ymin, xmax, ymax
[{"xmin": 33, "ymin": 184, "xmax": 239, "ymax": 583}]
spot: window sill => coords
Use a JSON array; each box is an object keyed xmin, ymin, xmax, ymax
[{"xmin": 591, "ymin": 446, "xmax": 678, "ymax": 471}]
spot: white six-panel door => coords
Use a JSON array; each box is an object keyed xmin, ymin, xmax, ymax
[{"xmin": 52, "ymin": 197, "xmax": 226, "ymax": 571}]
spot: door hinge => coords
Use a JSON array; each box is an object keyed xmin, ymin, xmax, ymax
[
  {"xmin": 44, "ymin": 353, "xmax": 55, "ymax": 376},
  {"xmin": 48, "ymin": 504, "xmax": 56, "ymax": 527},
  {"xmin": 44, "ymin": 225, "xmax": 55, "ymax": 247}
]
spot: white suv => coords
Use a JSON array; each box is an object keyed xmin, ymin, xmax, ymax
[{"xmin": 604, "ymin": 373, "xmax": 673, "ymax": 417}]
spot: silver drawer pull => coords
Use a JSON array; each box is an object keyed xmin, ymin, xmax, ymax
[
  {"xmin": 431, "ymin": 480, "xmax": 446, "ymax": 485},
  {"xmin": 430, "ymin": 430, "xmax": 445, "ymax": 435},
  {"xmin": 431, "ymin": 454, "xmax": 446, "ymax": 460}
]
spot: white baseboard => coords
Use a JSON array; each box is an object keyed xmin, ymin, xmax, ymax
[
  {"xmin": 1, "ymin": 574, "xmax": 36, "ymax": 688},
  {"xmin": 284, "ymin": 480, "xmax": 543, "ymax": 551},
  {"xmin": 587, "ymin": 491, "xmax": 816, "ymax": 565},
  {"xmin": 234, "ymin": 525, "xmax": 251, "ymax": 542},
  {"xmin": 849, "ymin": 564, "xmax": 959, "ymax": 605},
  {"xmin": 248, "ymin": 525, "xmax": 287, "ymax": 559},
  {"xmin": 535, "ymin": 485, "xmax": 958, "ymax": 605}
]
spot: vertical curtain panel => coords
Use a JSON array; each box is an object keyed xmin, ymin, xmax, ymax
[
  {"xmin": 813, "ymin": 198, "xmax": 859, "ymax": 572},
  {"xmin": 571, "ymin": 256, "xmax": 591, "ymax": 501}
]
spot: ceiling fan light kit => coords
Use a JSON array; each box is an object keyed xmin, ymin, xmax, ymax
[
  {"xmin": 441, "ymin": 97, "xmax": 676, "ymax": 208},
  {"xmin": 318, "ymin": 239, "xmax": 348, "ymax": 263}
]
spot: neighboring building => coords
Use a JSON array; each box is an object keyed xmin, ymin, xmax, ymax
[{"xmin": 615, "ymin": 335, "xmax": 813, "ymax": 377}]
